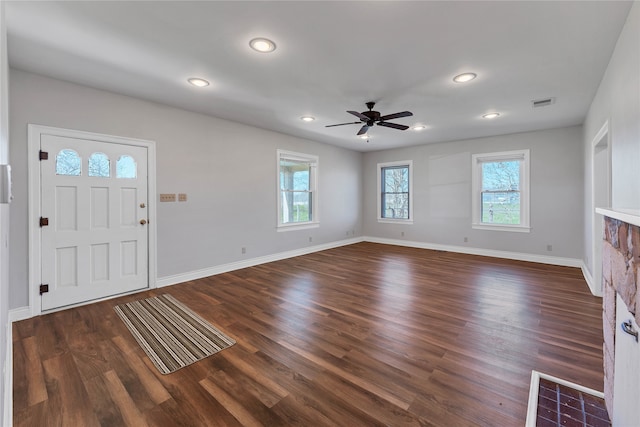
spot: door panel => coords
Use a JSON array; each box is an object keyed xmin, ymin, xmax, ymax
[{"xmin": 41, "ymin": 134, "xmax": 149, "ymax": 311}]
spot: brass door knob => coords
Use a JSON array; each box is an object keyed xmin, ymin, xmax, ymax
[{"xmin": 140, "ymin": 219, "xmax": 147, "ymax": 225}]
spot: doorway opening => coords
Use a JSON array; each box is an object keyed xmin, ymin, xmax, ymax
[{"xmin": 591, "ymin": 121, "xmax": 611, "ymax": 296}]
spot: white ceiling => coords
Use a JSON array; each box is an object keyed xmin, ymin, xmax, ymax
[{"xmin": 5, "ymin": 1, "xmax": 633, "ymax": 152}]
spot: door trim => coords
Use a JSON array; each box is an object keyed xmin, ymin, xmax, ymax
[
  {"xmin": 28, "ymin": 124, "xmax": 157, "ymax": 316},
  {"xmin": 590, "ymin": 119, "xmax": 611, "ymax": 296}
]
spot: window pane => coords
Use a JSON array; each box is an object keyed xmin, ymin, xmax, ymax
[
  {"xmin": 381, "ymin": 165, "xmax": 410, "ymax": 219},
  {"xmin": 293, "ymin": 170, "xmax": 309, "ymax": 191},
  {"xmin": 481, "ymin": 160, "xmax": 520, "ymax": 191},
  {"xmin": 280, "ymin": 191, "xmax": 311, "ymax": 223},
  {"xmin": 383, "ymin": 193, "xmax": 409, "ymax": 219},
  {"xmin": 88, "ymin": 152, "xmax": 110, "ymax": 177},
  {"xmin": 481, "ymin": 191, "xmax": 521, "ymax": 224},
  {"xmin": 116, "ymin": 155, "xmax": 137, "ymax": 179},
  {"xmin": 279, "ymin": 155, "xmax": 315, "ymax": 225},
  {"xmin": 56, "ymin": 149, "xmax": 81, "ymax": 176},
  {"xmin": 383, "ymin": 167, "xmax": 408, "ymax": 192},
  {"xmin": 480, "ymin": 160, "xmax": 521, "ymax": 225}
]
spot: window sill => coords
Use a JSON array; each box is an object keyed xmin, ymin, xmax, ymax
[
  {"xmin": 277, "ymin": 222, "xmax": 319, "ymax": 232},
  {"xmin": 377, "ymin": 218, "xmax": 414, "ymax": 225},
  {"xmin": 472, "ymin": 223, "xmax": 531, "ymax": 233}
]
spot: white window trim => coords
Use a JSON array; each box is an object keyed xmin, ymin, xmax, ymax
[
  {"xmin": 377, "ymin": 160, "xmax": 414, "ymax": 224},
  {"xmin": 277, "ymin": 149, "xmax": 319, "ymax": 231},
  {"xmin": 472, "ymin": 149, "xmax": 530, "ymax": 232}
]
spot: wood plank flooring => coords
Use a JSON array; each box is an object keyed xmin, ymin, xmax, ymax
[{"xmin": 13, "ymin": 242, "xmax": 605, "ymax": 426}]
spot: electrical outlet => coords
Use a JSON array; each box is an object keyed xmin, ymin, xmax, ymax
[
  {"xmin": 178, "ymin": 193, "xmax": 187, "ymax": 202},
  {"xmin": 160, "ymin": 193, "xmax": 176, "ymax": 202},
  {"xmin": 464, "ymin": 237, "xmax": 468, "ymax": 243},
  {"xmin": 547, "ymin": 244, "xmax": 553, "ymax": 251},
  {"xmin": 309, "ymin": 236, "xmax": 313, "ymax": 243},
  {"xmin": 241, "ymin": 247, "xmax": 246, "ymax": 254},
  {"xmin": 401, "ymin": 231, "xmax": 405, "ymax": 237},
  {"xmin": 346, "ymin": 231, "xmax": 350, "ymax": 236}
]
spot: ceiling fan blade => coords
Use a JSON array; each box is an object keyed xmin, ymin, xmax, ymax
[
  {"xmin": 357, "ymin": 124, "xmax": 370, "ymax": 135},
  {"xmin": 378, "ymin": 111, "xmax": 413, "ymax": 121},
  {"xmin": 377, "ymin": 122, "xmax": 410, "ymax": 131},
  {"xmin": 325, "ymin": 121, "xmax": 361, "ymax": 127},
  {"xmin": 347, "ymin": 110, "xmax": 369, "ymax": 121}
]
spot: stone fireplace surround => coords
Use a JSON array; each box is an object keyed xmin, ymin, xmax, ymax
[{"xmin": 597, "ymin": 208, "xmax": 640, "ymax": 417}]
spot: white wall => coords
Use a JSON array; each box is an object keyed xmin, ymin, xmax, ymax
[
  {"xmin": 363, "ymin": 126, "xmax": 584, "ymax": 259},
  {"xmin": 0, "ymin": 2, "xmax": 10, "ymax": 423},
  {"xmin": 8, "ymin": 69, "xmax": 363, "ymax": 309},
  {"xmin": 583, "ymin": 3, "xmax": 640, "ymax": 276},
  {"xmin": 582, "ymin": 2, "xmax": 640, "ymax": 421}
]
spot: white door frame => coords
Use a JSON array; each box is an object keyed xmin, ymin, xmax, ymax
[
  {"xmin": 590, "ymin": 120, "xmax": 611, "ymax": 296},
  {"xmin": 28, "ymin": 124, "xmax": 157, "ymax": 315}
]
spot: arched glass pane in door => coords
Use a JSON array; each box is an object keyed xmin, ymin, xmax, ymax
[
  {"xmin": 116, "ymin": 155, "xmax": 137, "ymax": 179},
  {"xmin": 56, "ymin": 149, "xmax": 81, "ymax": 176},
  {"xmin": 88, "ymin": 152, "xmax": 111, "ymax": 177}
]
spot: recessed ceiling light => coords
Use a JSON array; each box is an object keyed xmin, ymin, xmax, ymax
[
  {"xmin": 482, "ymin": 112, "xmax": 500, "ymax": 119},
  {"xmin": 187, "ymin": 78, "xmax": 210, "ymax": 87},
  {"xmin": 453, "ymin": 73, "xmax": 477, "ymax": 83},
  {"xmin": 412, "ymin": 125, "xmax": 426, "ymax": 131},
  {"xmin": 300, "ymin": 116, "xmax": 315, "ymax": 122},
  {"xmin": 249, "ymin": 38, "xmax": 276, "ymax": 53},
  {"xmin": 359, "ymin": 134, "xmax": 369, "ymax": 139}
]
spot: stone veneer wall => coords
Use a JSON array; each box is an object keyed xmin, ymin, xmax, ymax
[{"xmin": 601, "ymin": 217, "xmax": 640, "ymax": 415}]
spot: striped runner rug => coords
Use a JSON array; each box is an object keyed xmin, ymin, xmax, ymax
[{"xmin": 114, "ymin": 294, "xmax": 236, "ymax": 374}]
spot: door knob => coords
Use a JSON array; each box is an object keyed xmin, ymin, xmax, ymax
[
  {"xmin": 140, "ymin": 203, "xmax": 146, "ymax": 208},
  {"xmin": 140, "ymin": 219, "xmax": 147, "ymax": 225}
]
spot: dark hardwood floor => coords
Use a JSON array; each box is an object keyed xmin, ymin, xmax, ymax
[{"xmin": 13, "ymin": 242, "xmax": 605, "ymax": 426}]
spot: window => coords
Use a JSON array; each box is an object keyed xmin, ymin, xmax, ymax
[
  {"xmin": 116, "ymin": 155, "xmax": 137, "ymax": 179},
  {"xmin": 377, "ymin": 160, "xmax": 413, "ymax": 223},
  {"xmin": 56, "ymin": 149, "xmax": 81, "ymax": 176},
  {"xmin": 88, "ymin": 152, "xmax": 110, "ymax": 177},
  {"xmin": 472, "ymin": 149, "xmax": 530, "ymax": 232},
  {"xmin": 277, "ymin": 150, "xmax": 318, "ymax": 230}
]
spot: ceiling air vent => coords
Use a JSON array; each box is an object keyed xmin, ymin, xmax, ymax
[{"xmin": 531, "ymin": 97, "xmax": 555, "ymax": 108}]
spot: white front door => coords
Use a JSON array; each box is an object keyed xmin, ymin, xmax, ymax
[{"xmin": 40, "ymin": 134, "xmax": 149, "ymax": 311}]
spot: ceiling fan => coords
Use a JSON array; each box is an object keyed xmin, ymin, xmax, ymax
[{"xmin": 326, "ymin": 102, "xmax": 413, "ymax": 136}]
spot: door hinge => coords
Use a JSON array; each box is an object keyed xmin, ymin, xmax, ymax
[
  {"xmin": 39, "ymin": 284, "xmax": 49, "ymax": 295},
  {"xmin": 39, "ymin": 150, "xmax": 49, "ymax": 161},
  {"xmin": 39, "ymin": 217, "xmax": 49, "ymax": 227}
]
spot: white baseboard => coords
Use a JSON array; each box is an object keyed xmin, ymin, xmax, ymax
[
  {"xmin": 362, "ymin": 236, "xmax": 583, "ymax": 268},
  {"xmin": 4, "ymin": 317, "xmax": 12, "ymax": 427},
  {"xmin": 8, "ymin": 307, "xmax": 32, "ymax": 323},
  {"xmin": 156, "ymin": 237, "xmax": 365, "ymax": 288},
  {"xmin": 581, "ymin": 262, "xmax": 601, "ymax": 297},
  {"xmin": 10, "ymin": 236, "xmax": 590, "ymax": 317}
]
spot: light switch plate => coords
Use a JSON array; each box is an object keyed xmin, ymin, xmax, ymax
[
  {"xmin": 178, "ymin": 193, "xmax": 187, "ymax": 202},
  {"xmin": 160, "ymin": 193, "xmax": 176, "ymax": 202}
]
